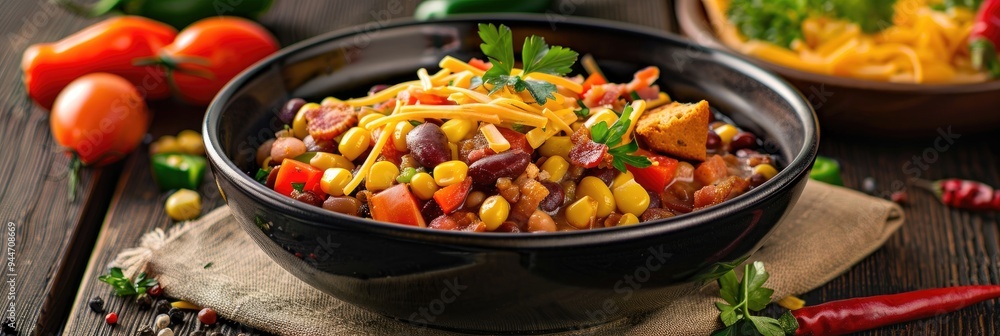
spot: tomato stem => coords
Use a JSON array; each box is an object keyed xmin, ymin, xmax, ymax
[
  {"xmin": 68, "ymin": 153, "xmax": 81, "ymax": 202},
  {"xmin": 54, "ymin": 0, "xmax": 123, "ymax": 18}
]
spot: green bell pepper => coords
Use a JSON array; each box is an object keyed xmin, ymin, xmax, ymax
[
  {"xmin": 809, "ymin": 156, "xmax": 844, "ymax": 186},
  {"xmin": 415, "ymin": 0, "xmax": 553, "ymax": 20},
  {"xmin": 152, "ymin": 153, "xmax": 207, "ymax": 191},
  {"xmin": 58, "ymin": 0, "xmax": 273, "ymax": 29}
]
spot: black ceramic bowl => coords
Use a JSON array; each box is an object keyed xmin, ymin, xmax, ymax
[{"xmin": 203, "ymin": 15, "xmax": 818, "ymax": 333}]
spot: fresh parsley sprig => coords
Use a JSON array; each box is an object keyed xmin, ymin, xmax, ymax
[
  {"xmin": 589, "ymin": 105, "xmax": 652, "ymax": 173},
  {"xmin": 478, "ymin": 23, "xmax": 579, "ymax": 105},
  {"xmin": 98, "ymin": 267, "xmax": 158, "ymax": 297},
  {"xmin": 713, "ymin": 261, "xmax": 797, "ymax": 336}
]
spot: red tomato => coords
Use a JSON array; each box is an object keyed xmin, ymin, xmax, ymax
[
  {"xmin": 50, "ymin": 73, "xmax": 150, "ymax": 166},
  {"xmin": 580, "ymin": 72, "xmax": 606, "ymax": 96},
  {"xmin": 159, "ymin": 17, "xmax": 279, "ymax": 105},
  {"xmin": 274, "ymin": 159, "xmax": 325, "ymax": 197},
  {"xmin": 627, "ymin": 152, "xmax": 679, "ymax": 193},
  {"xmin": 433, "ymin": 178, "xmax": 473, "ymax": 214},
  {"xmin": 370, "ymin": 184, "xmax": 426, "ymax": 227}
]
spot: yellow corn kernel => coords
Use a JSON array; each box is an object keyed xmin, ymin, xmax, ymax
[
  {"xmin": 293, "ymin": 103, "xmax": 319, "ymax": 139},
  {"xmin": 613, "ymin": 179, "xmax": 651, "ymax": 216},
  {"xmin": 359, "ymin": 113, "xmax": 384, "ymax": 129},
  {"xmin": 541, "ymin": 156, "xmax": 570, "ymax": 182},
  {"xmin": 576, "ymin": 176, "xmax": 615, "ymax": 217},
  {"xmin": 165, "ymin": 189, "xmax": 201, "ymax": 221},
  {"xmin": 393, "ymin": 121, "xmax": 415, "ymax": 151},
  {"xmin": 539, "ymin": 136, "xmax": 572, "ymax": 159},
  {"xmin": 310, "ymin": 152, "xmax": 356, "ymax": 171},
  {"xmin": 433, "ymin": 160, "xmax": 468, "ymax": 187},
  {"xmin": 618, "ymin": 213, "xmax": 640, "ymax": 226},
  {"xmin": 440, "ymin": 119, "xmax": 476, "ymax": 143},
  {"xmin": 480, "ymin": 124, "xmax": 511, "ymax": 153},
  {"xmin": 565, "ymin": 196, "xmax": 598, "ymax": 229},
  {"xmin": 366, "ymin": 161, "xmax": 399, "ymax": 192},
  {"xmin": 583, "ymin": 108, "xmax": 619, "ymax": 128},
  {"xmin": 611, "ymin": 170, "xmax": 635, "ymax": 190},
  {"xmin": 320, "ymin": 168, "xmax": 353, "ymax": 196},
  {"xmin": 753, "ymin": 164, "xmax": 779, "ymax": 180},
  {"xmin": 150, "ymin": 136, "xmax": 182, "ymax": 155},
  {"xmin": 449, "ymin": 142, "xmax": 459, "ymax": 161},
  {"xmin": 714, "ymin": 124, "xmax": 739, "ymax": 145},
  {"xmin": 338, "ymin": 127, "xmax": 371, "ymax": 161},
  {"xmin": 176, "ymin": 130, "xmax": 205, "ymax": 155},
  {"xmin": 410, "ymin": 172, "xmax": 439, "ymax": 200},
  {"xmin": 479, "ymin": 195, "xmax": 511, "ymax": 231}
]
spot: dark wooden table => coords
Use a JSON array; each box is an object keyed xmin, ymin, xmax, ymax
[{"xmin": 1, "ymin": 0, "xmax": 998, "ymax": 335}]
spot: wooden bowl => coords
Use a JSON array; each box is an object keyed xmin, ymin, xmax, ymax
[{"xmin": 676, "ymin": 0, "xmax": 1000, "ymax": 138}]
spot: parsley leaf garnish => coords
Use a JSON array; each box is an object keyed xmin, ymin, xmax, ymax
[
  {"xmin": 254, "ymin": 167, "xmax": 270, "ymax": 184},
  {"xmin": 589, "ymin": 105, "xmax": 652, "ymax": 173},
  {"xmin": 712, "ymin": 261, "xmax": 797, "ymax": 336},
  {"xmin": 98, "ymin": 267, "xmax": 158, "ymax": 297},
  {"xmin": 291, "ymin": 182, "xmax": 305, "ymax": 192},
  {"xmin": 574, "ymin": 99, "xmax": 590, "ymax": 117},
  {"xmin": 477, "ymin": 23, "xmax": 579, "ymax": 105}
]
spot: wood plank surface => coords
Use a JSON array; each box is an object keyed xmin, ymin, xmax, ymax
[{"xmin": 0, "ymin": 0, "xmax": 991, "ymax": 335}]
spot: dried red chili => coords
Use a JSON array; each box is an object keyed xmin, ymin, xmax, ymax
[{"xmin": 912, "ymin": 178, "xmax": 998, "ymax": 211}]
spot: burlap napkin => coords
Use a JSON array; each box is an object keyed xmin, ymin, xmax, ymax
[{"xmin": 114, "ymin": 180, "xmax": 903, "ymax": 335}]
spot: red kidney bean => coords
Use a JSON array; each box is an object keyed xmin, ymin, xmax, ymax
[
  {"xmin": 421, "ymin": 200, "xmax": 444, "ymax": 223},
  {"xmin": 730, "ymin": 132, "xmax": 757, "ymax": 151},
  {"xmin": 429, "ymin": 215, "xmax": 459, "ymax": 230},
  {"xmin": 293, "ymin": 190, "xmax": 324, "ymax": 207},
  {"xmin": 323, "ymin": 196, "xmax": 361, "ymax": 216},
  {"xmin": 271, "ymin": 137, "xmax": 307, "ymax": 162},
  {"xmin": 647, "ymin": 190, "xmax": 661, "ymax": 209},
  {"xmin": 539, "ymin": 181, "xmax": 565, "ymax": 212},
  {"xmin": 706, "ymin": 130, "xmax": 722, "ymax": 150},
  {"xmin": 369, "ymin": 84, "xmax": 390, "ymax": 95},
  {"xmin": 493, "ymin": 221, "xmax": 523, "ymax": 233},
  {"xmin": 586, "ymin": 168, "xmax": 616, "ymax": 186},
  {"xmin": 468, "ymin": 151, "xmax": 531, "ymax": 185},
  {"xmin": 641, "ymin": 208, "xmax": 675, "ymax": 221},
  {"xmin": 266, "ymin": 166, "xmax": 280, "ymax": 188},
  {"xmin": 279, "ymin": 98, "xmax": 305, "ymax": 124},
  {"xmin": 406, "ymin": 123, "xmax": 451, "ymax": 168},
  {"xmin": 303, "ymin": 135, "xmax": 336, "ymax": 153},
  {"xmin": 749, "ymin": 173, "xmax": 767, "ymax": 188}
]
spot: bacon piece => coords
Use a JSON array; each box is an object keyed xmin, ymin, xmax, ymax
[{"xmin": 305, "ymin": 103, "xmax": 357, "ymax": 141}]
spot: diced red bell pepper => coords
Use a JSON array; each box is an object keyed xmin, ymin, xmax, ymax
[
  {"xmin": 380, "ymin": 138, "xmax": 404, "ymax": 165},
  {"xmin": 581, "ymin": 72, "xmax": 607, "ymax": 96},
  {"xmin": 407, "ymin": 91, "xmax": 452, "ymax": 105},
  {"xmin": 370, "ymin": 184, "xmax": 426, "ymax": 227},
  {"xmin": 495, "ymin": 126, "xmax": 533, "ymax": 154},
  {"xmin": 627, "ymin": 152, "xmax": 679, "ymax": 193},
  {"xmin": 694, "ymin": 155, "xmax": 728, "ymax": 185},
  {"xmin": 433, "ymin": 178, "xmax": 473, "ymax": 214},
  {"xmin": 468, "ymin": 57, "xmax": 492, "ymax": 71},
  {"xmin": 274, "ymin": 158, "xmax": 325, "ymax": 197}
]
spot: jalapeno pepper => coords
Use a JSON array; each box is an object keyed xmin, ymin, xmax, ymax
[
  {"xmin": 151, "ymin": 153, "xmax": 207, "ymax": 191},
  {"xmin": 808, "ymin": 156, "xmax": 843, "ymax": 186},
  {"xmin": 414, "ymin": 0, "xmax": 552, "ymax": 20},
  {"xmin": 970, "ymin": 0, "xmax": 1000, "ymax": 78},
  {"xmin": 57, "ymin": 0, "xmax": 273, "ymax": 30}
]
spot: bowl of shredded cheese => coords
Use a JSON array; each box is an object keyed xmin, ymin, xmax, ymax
[{"xmin": 678, "ymin": 0, "xmax": 1000, "ymax": 137}]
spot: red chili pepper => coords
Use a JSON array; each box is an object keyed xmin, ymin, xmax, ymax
[
  {"xmin": 970, "ymin": 0, "xmax": 1000, "ymax": 78},
  {"xmin": 787, "ymin": 285, "xmax": 1000, "ymax": 335},
  {"xmin": 913, "ymin": 178, "xmax": 997, "ymax": 211}
]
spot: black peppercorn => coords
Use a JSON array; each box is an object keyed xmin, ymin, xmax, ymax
[
  {"xmin": 88, "ymin": 296, "xmax": 104, "ymax": 313},
  {"xmin": 154, "ymin": 299, "xmax": 171, "ymax": 314},
  {"xmin": 209, "ymin": 332, "xmax": 224, "ymax": 336},
  {"xmin": 190, "ymin": 331, "xmax": 206, "ymax": 336},
  {"xmin": 1, "ymin": 316, "xmax": 15, "ymax": 334},
  {"xmin": 167, "ymin": 307, "xmax": 184, "ymax": 324}
]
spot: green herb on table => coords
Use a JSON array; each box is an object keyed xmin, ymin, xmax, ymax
[
  {"xmin": 712, "ymin": 261, "xmax": 795, "ymax": 336},
  {"xmin": 478, "ymin": 23, "xmax": 579, "ymax": 105},
  {"xmin": 98, "ymin": 267, "xmax": 158, "ymax": 297},
  {"xmin": 204, "ymin": 262, "xmax": 213, "ymax": 269},
  {"xmin": 589, "ymin": 105, "xmax": 652, "ymax": 173}
]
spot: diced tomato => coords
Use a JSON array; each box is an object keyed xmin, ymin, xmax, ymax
[
  {"xmin": 627, "ymin": 152, "xmax": 679, "ymax": 192},
  {"xmin": 495, "ymin": 126, "xmax": 533, "ymax": 154},
  {"xmin": 468, "ymin": 57, "xmax": 492, "ymax": 71},
  {"xmin": 274, "ymin": 158, "xmax": 325, "ymax": 197},
  {"xmin": 370, "ymin": 184, "xmax": 426, "ymax": 227},
  {"xmin": 433, "ymin": 178, "xmax": 473, "ymax": 214},
  {"xmin": 581, "ymin": 73, "xmax": 607, "ymax": 96},
  {"xmin": 380, "ymin": 139, "xmax": 404, "ymax": 165},
  {"xmin": 694, "ymin": 155, "xmax": 728, "ymax": 185},
  {"xmin": 406, "ymin": 91, "xmax": 452, "ymax": 106}
]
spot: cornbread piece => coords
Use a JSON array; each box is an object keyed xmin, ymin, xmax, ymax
[{"xmin": 635, "ymin": 100, "xmax": 710, "ymax": 161}]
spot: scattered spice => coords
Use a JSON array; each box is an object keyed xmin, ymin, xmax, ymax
[
  {"xmin": 197, "ymin": 308, "xmax": 218, "ymax": 325},
  {"xmin": 171, "ymin": 300, "xmax": 201, "ymax": 310},
  {"xmin": 776, "ymin": 295, "xmax": 805, "ymax": 311},
  {"xmin": 148, "ymin": 284, "xmax": 163, "ymax": 297},
  {"xmin": 861, "ymin": 177, "xmax": 877, "ymax": 195},
  {"xmin": 191, "ymin": 331, "xmax": 206, "ymax": 336},
  {"xmin": 157, "ymin": 327, "xmax": 174, "ymax": 336},
  {"xmin": 203, "ymin": 262, "xmax": 213, "ymax": 269},
  {"xmin": 137, "ymin": 325, "xmax": 155, "ymax": 336},
  {"xmin": 168, "ymin": 307, "xmax": 185, "ymax": 324},
  {"xmin": 105, "ymin": 312, "xmax": 118, "ymax": 325},
  {"xmin": 1, "ymin": 316, "xmax": 14, "ymax": 334},
  {"xmin": 891, "ymin": 191, "xmax": 908, "ymax": 205},
  {"xmin": 154, "ymin": 313, "xmax": 170, "ymax": 330},
  {"xmin": 154, "ymin": 299, "xmax": 172, "ymax": 314},
  {"xmin": 913, "ymin": 178, "xmax": 1000, "ymax": 211},
  {"xmin": 135, "ymin": 293, "xmax": 153, "ymax": 310},
  {"xmin": 88, "ymin": 296, "xmax": 104, "ymax": 313}
]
